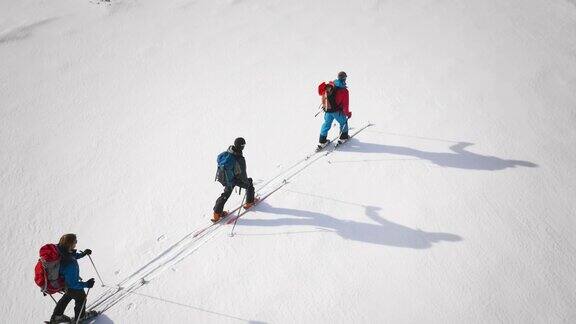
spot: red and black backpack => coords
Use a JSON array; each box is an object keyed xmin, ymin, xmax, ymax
[
  {"xmin": 34, "ymin": 244, "xmax": 65, "ymax": 294},
  {"xmin": 318, "ymin": 81, "xmax": 335, "ymax": 96}
]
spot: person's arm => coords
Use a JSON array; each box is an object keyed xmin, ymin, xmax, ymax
[
  {"xmin": 74, "ymin": 248, "xmax": 92, "ymax": 259},
  {"xmin": 62, "ymin": 264, "xmax": 86, "ymax": 289},
  {"xmin": 342, "ymin": 89, "xmax": 350, "ymax": 118},
  {"xmin": 236, "ymin": 161, "xmax": 250, "ymax": 183}
]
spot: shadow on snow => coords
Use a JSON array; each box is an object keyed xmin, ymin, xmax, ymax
[
  {"xmin": 92, "ymin": 314, "xmax": 114, "ymax": 324},
  {"xmin": 238, "ymin": 201, "xmax": 462, "ymax": 249},
  {"xmin": 0, "ymin": 18, "xmax": 59, "ymax": 44},
  {"xmin": 335, "ymin": 139, "xmax": 537, "ymax": 171}
]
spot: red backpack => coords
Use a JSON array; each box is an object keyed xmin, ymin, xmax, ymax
[
  {"xmin": 317, "ymin": 81, "xmax": 335, "ymax": 96},
  {"xmin": 34, "ymin": 244, "xmax": 65, "ymax": 294}
]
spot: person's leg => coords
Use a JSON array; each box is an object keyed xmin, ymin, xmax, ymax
[
  {"xmin": 319, "ymin": 112, "xmax": 335, "ymax": 143},
  {"xmin": 237, "ymin": 178, "xmax": 255, "ymax": 203},
  {"xmin": 214, "ymin": 186, "xmax": 234, "ymax": 213},
  {"xmin": 334, "ymin": 112, "xmax": 349, "ymax": 139},
  {"xmin": 51, "ymin": 292, "xmax": 72, "ymax": 319},
  {"xmin": 69, "ymin": 289, "xmax": 87, "ymax": 320}
]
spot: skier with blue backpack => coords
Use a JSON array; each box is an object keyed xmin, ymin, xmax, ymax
[{"xmin": 213, "ymin": 137, "xmax": 257, "ymax": 222}]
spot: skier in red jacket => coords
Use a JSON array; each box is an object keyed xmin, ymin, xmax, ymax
[{"xmin": 317, "ymin": 71, "xmax": 351, "ymax": 150}]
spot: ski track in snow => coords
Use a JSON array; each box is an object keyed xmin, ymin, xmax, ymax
[{"xmin": 87, "ymin": 123, "xmax": 373, "ymax": 314}]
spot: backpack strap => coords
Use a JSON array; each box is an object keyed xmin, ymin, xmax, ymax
[
  {"xmin": 223, "ymin": 156, "xmax": 236, "ymax": 186},
  {"xmin": 40, "ymin": 258, "xmax": 48, "ymax": 294}
]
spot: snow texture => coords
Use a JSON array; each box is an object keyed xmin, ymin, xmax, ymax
[{"xmin": 1, "ymin": 0, "xmax": 576, "ymax": 323}]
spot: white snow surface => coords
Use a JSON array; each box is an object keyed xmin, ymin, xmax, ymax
[{"xmin": 2, "ymin": 0, "xmax": 576, "ymax": 323}]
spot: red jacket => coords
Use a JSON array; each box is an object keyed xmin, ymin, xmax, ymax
[
  {"xmin": 318, "ymin": 82, "xmax": 351, "ymax": 117},
  {"xmin": 334, "ymin": 87, "xmax": 350, "ymax": 116}
]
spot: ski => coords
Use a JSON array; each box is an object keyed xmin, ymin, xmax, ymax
[
  {"xmin": 256, "ymin": 134, "xmax": 339, "ymax": 192},
  {"xmin": 192, "ymin": 204, "xmax": 243, "ymax": 238},
  {"xmin": 44, "ymin": 311, "xmax": 99, "ymax": 324},
  {"xmin": 226, "ymin": 180, "xmax": 288, "ymax": 225},
  {"xmin": 195, "ymin": 124, "xmax": 371, "ymax": 238},
  {"xmin": 312, "ymin": 135, "xmax": 339, "ymax": 155},
  {"xmin": 197, "ymin": 131, "xmax": 342, "ymax": 237},
  {"xmin": 325, "ymin": 122, "xmax": 373, "ymax": 156}
]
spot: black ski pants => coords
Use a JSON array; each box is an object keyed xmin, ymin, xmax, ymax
[
  {"xmin": 214, "ymin": 178, "xmax": 254, "ymax": 213},
  {"xmin": 52, "ymin": 288, "xmax": 86, "ymax": 320}
]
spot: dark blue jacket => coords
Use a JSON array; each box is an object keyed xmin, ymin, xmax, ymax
[
  {"xmin": 228, "ymin": 146, "xmax": 248, "ymax": 183},
  {"xmin": 58, "ymin": 245, "xmax": 87, "ymax": 290}
]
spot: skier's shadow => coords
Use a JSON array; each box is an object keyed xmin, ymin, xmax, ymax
[
  {"xmin": 335, "ymin": 140, "xmax": 537, "ymax": 170},
  {"xmin": 93, "ymin": 314, "xmax": 114, "ymax": 324},
  {"xmin": 0, "ymin": 18, "xmax": 59, "ymax": 44},
  {"xmin": 239, "ymin": 202, "xmax": 461, "ymax": 249}
]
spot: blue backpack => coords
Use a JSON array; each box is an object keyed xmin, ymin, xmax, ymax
[{"xmin": 216, "ymin": 151, "xmax": 236, "ymax": 186}]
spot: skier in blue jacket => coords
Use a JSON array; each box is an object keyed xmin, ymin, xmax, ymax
[{"xmin": 50, "ymin": 234, "xmax": 97, "ymax": 323}]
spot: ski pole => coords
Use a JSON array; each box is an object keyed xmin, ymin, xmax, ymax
[
  {"xmin": 87, "ymin": 254, "xmax": 106, "ymax": 287},
  {"xmin": 229, "ymin": 193, "xmax": 247, "ymax": 237},
  {"xmin": 49, "ymin": 294, "xmax": 58, "ymax": 305},
  {"xmin": 76, "ymin": 288, "xmax": 91, "ymax": 324},
  {"xmin": 314, "ymin": 104, "xmax": 323, "ymax": 117}
]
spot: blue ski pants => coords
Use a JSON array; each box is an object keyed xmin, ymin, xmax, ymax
[{"xmin": 320, "ymin": 111, "xmax": 348, "ymax": 137}]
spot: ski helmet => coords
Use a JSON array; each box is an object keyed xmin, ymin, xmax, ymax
[
  {"xmin": 337, "ymin": 71, "xmax": 347, "ymax": 80},
  {"xmin": 234, "ymin": 137, "xmax": 246, "ymax": 150}
]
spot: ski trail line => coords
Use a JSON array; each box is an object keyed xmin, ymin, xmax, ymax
[
  {"xmin": 87, "ymin": 122, "xmax": 373, "ymax": 314},
  {"xmin": 250, "ymin": 130, "xmax": 344, "ymax": 192}
]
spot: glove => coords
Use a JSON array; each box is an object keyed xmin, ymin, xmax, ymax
[
  {"xmin": 85, "ymin": 278, "xmax": 95, "ymax": 288},
  {"xmin": 345, "ymin": 112, "xmax": 352, "ymax": 119},
  {"xmin": 83, "ymin": 249, "xmax": 92, "ymax": 256}
]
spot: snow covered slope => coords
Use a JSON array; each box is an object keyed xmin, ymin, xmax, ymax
[{"xmin": 1, "ymin": 0, "xmax": 576, "ymax": 322}]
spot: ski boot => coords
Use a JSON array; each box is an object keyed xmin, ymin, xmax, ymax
[
  {"xmin": 46, "ymin": 315, "xmax": 71, "ymax": 324},
  {"xmin": 243, "ymin": 197, "xmax": 260, "ymax": 209},
  {"xmin": 338, "ymin": 132, "xmax": 349, "ymax": 145},
  {"xmin": 211, "ymin": 211, "xmax": 228, "ymax": 223},
  {"xmin": 316, "ymin": 142, "xmax": 329, "ymax": 152}
]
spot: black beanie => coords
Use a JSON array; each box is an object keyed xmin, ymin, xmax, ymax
[{"xmin": 234, "ymin": 137, "xmax": 246, "ymax": 150}]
